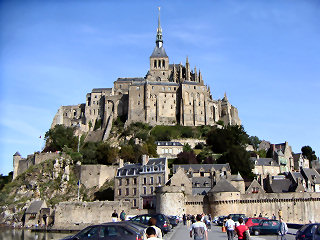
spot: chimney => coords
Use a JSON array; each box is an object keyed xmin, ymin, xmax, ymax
[
  {"xmin": 118, "ymin": 158, "xmax": 124, "ymax": 168},
  {"xmin": 142, "ymin": 155, "xmax": 149, "ymax": 166}
]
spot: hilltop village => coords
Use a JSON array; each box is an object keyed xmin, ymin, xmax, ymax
[{"xmin": 2, "ymin": 11, "xmax": 320, "ymax": 229}]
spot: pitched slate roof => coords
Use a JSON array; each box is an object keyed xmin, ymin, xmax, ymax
[
  {"xmin": 147, "ymin": 158, "xmax": 166, "ymax": 166},
  {"xmin": 192, "ymin": 187, "xmax": 211, "ymax": 195},
  {"xmin": 270, "ymin": 179, "xmax": 292, "ymax": 193},
  {"xmin": 116, "ymin": 77, "xmax": 145, "ymax": 82},
  {"xmin": 150, "ymin": 46, "xmax": 168, "ymax": 58},
  {"xmin": 13, "ymin": 152, "xmax": 21, "ymax": 156},
  {"xmin": 229, "ymin": 173, "xmax": 244, "ymax": 181},
  {"xmin": 173, "ymin": 163, "xmax": 230, "ymax": 173},
  {"xmin": 251, "ymin": 157, "xmax": 279, "ymax": 166},
  {"xmin": 209, "ymin": 179, "xmax": 240, "ymax": 193},
  {"xmin": 91, "ymin": 88, "xmax": 112, "ymax": 93},
  {"xmin": 301, "ymin": 168, "xmax": 320, "ymax": 184},
  {"xmin": 25, "ymin": 200, "xmax": 46, "ymax": 214},
  {"xmin": 291, "ymin": 171, "xmax": 304, "ymax": 183},
  {"xmin": 192, "ymin": 177, "xmax": 211, "ymax": 187}
]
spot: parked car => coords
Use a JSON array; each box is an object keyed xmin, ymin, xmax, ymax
[
  {"xmin": 251, "ymin": 219, "xmax": 280, "ymax": 235},
  {"xmin": 61, "ymin": 221, "xmax": 146, "ymax": 240},
  {"xmin": 212, "ymin": 216, "xmax": 219, "ymax": 224},
  {"xmin": 245, "ymin": 217, "xmax": 268, "ymax": 229},
  {"xmin": 314, "ymin": 224, "xmax": 320, "ymax": 240},
  {"xmin": 217, "ymin": 216, "xmax": 227, "ymax": 226},
  {"xmin": 296, "ymin": 223, "xmax": 320, "ymax": 240},
  {"xmin": 167, "ymin": 216, "xmax": 178, "ymax": 227},
  {"xmin": 228, "ymin": 214, "xmax": 246, "ymax": 222},
  {"xmin": 129, "ymin": 213, "xmax": 172, "ymax": 234}
]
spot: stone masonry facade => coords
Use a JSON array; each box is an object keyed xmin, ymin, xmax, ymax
[{"xmin": 50, "ymin": 10, "xmax": 241, "ymax": 140}]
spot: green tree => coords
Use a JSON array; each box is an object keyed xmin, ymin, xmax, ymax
[
  {"xmin": 301, "ymin": 146, "xmax": 317, "ymax": 161},
  {"xmin": 80, "ymin": 141, "xmax": 99, "ymax": 164},
  {"xmin": 183, "ymin": 143, "xmax": 192, "ymax": 152},
  {"xmin": 249, "ymin": 136, "xmax": 261, "ymax": 150},
  {"xmin": 44, "ymin": 125, "xmax": 78, "ymax": 152},
  {"xmin": 217, "ymin": 145, "xmax": 253, "ymax": 177},
  {"xmin": 206, "ymin": 125, "xmax": 250, "ymax": 153},
  {"xmin": 96, "ymin": 142, "xmax": 118, "ymax": 165},
  {"xmin": 176, "ymin": 151, "xmax": 198, "ymax": 164}
]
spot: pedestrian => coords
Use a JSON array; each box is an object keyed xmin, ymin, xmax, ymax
[
  {"xmin": 183, "ymin": 214, "xmax": 187, "ymax": 225},
  {"xmin": 111, "ymin": 210, "xmax": 118, "ymax": 222},
  {"xmin": 235, "ymin": 217, "xmax": 250, "ymax": 240},
  {"xmin": 146, "ymin": 226, "xmax": 161, "ymax": 240},
  {"xmin": 225, "ymin": 215, "xmax": 235, "ymax": 240},
  {"xmin": 191, "ymin": 215, "xmax": 196, "ymax": 224},
  {"xmin": 272, "ymin": 214, "xmax": 276, "ymax": 220},
  {"xmin": 147, "ymin": 217, "xmax": 162, "ymax": 239},
  {"xmin": 189, "ymin": 214, "xmax": 208, "ymax": 240},
  {"xmin": 120, "ymin": 210, "xmax": 126, "ymax": 221},
  {"xmin": 278, "ymin": 210, "xmax": 282, "ymax": 219},
  {"xmin": 187, "ymin": 214, "xmax": 191, "ymax": 227},
  {"xmin": 278, "ymin": 218, "xmax": 288, "ymax": 240}
]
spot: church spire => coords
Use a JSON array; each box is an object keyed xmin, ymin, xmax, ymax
[{"xmin": 156, "ymin": 7, "xmax": 163, "ymax": 48}]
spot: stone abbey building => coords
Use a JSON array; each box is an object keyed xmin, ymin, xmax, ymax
[{"xmin": 51, "ymin": 11, "xmax": 241, "ymax": 138}]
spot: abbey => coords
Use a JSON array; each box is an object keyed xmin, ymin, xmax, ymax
[{"xmin": 51, "ymin": 11, "xmax": 241, "ymax": 136}]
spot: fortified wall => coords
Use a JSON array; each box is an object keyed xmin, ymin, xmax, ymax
[
  {"xmin": 13, "ymin": 152, "xmax": 64, "ymax": 180},
  {"xmin": 157, "ymin": 187, "xmax": 320, "ymax": 224},
  {"xmin": 54, "ymin": 201, "xmax": 148, "ymax": 230}
]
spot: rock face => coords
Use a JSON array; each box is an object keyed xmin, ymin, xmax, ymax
[{"xmin": 0, "ymin": 157, "xmax": 80, "ymax": 226}]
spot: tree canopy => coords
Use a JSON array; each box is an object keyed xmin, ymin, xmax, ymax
[
  {"xmin": 301, "ymin": 146, "xmax": 317, "ymax": 161},
  {"xmin": 44, "ymin": 125, "xmax": 78, "ymax": 152}
]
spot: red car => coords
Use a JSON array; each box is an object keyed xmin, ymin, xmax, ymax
[{"xmin": 245, "ymin": 217, "xmax": 268, "ymax": 228}]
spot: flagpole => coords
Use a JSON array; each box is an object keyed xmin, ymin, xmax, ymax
[{"xmin": 77, "ymin": 180, "xmax": 80, "ymax": 201}]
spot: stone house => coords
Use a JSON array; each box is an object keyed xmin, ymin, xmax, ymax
[
  {"xmin": 24, "ymin": 200, "xmax": 48, "ymax": 227},
  {"xmin": 301, "ymin": 168, "xmax": 320, "ymax": 192},
  {"xmin": 271, "ymin": 142, "xmax": 294, "ymax": 172},
  {"xmin": 251, "ymin": 157, "xmax": 281, "ymax": 180},
  {"xmin": 114, "ymin": 155, "xmax": 169, "ymax": 209},
  {"xmin": 155, "ymin": 141, "xmax": 183, "ymax": 158},
  {"xmin": 292, "ymin": 153, "xmax": 310, "ymax": 170}
]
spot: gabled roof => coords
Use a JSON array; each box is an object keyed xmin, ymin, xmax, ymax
[
  {"xmin": 270, "ymin": 179, "xmax": 292, "ymax": 193},
  {"xmin": 116, "ymin": 77, "xmax": 145, "ymax": 82},
  {"xmin": 209, "ymin": 179, "xmax": 240, "ymax": 193},
  {"xmin": 290, "ymin": 171, "xmax": 303, "ymax": 183},
  {"xmin": 25, "ymin": 200, "xmax": 46, "ymax": 214},
  {"xmin": 150, "ymin": 46, "xmax": 168, "ymax": 58},
  {"xmin": 192, "ymin": 177, "xmax": 211, "ymax": 187},
  {"xmin": 251, "ymin": 157, "xmax": 279, "ymax": 166},
  {"xmin": 301, "ymin": 168, "xmax": 320, "ymax": 184},
  {"xmin": 192, "ymin": 187, "xmax": 210, "ymax": 195},
  {"xmin": 91, "ymin": 88, "xmax": 112, "ymax": 93},
  {"xmin": 229, "ymin": 173, "xmax": 244, "ymax": 181},
  {"xmin": 246, "ymin": 179, "xmax": 265, "ymax": 194}
]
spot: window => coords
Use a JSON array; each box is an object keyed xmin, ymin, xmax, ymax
[
  {"xmin": 143, "ymin": 178, "xmax": 146, "ymax": 185},
  {"xmin": 133, "ymin": 199, "xmax": 137, "ymax": 207},
  {"xmin": 143, "ymin": 187, "xmax": 147, "ymax": 195},
  {"xmin": 93, "ymin": 101, "xmax": 95, "ymax": 104},
  {"xmin": 126, "ymin": 179, "xmax": 129, "ymax": 185},
  {"xmin": 133, "ymin": 188, "xmax": 137, "ymax": 195},
  {"xmin": 119, "ymin": 179, "xmax": 122, "ymax": 186},
  {"xmin": 200, "ymin": 172, "xmax": 204, "ymax": 177},
  {"xmin": 150, "ymin": 177, "xmax": 154, "ymax": 184},
  {"xmin": 118, "ymin": 189, "xmax": 121, "ymax": 196},
  {"xmin": 154, "ymin": 60, "xmax": 157, "ymax": 68},
  {"xmin": 133, "ymin": 178, "xmax": 137, "ymax": 185},
  {"xmin": 158, "ymin": 176, "xmax": 161, "ymax": 184},
  {"xmin": 158, "ymin": 60, "xmax": 161, "ymax": 68},
  {"xmin": 126, "ymin": 188, "xmax": 129, "ymax": 196},
  {"xmin": 138, "ymin": 101, "xmax": 140, "ymax": 105},
  {"xmin": 162, "ymin": 60, "xmax": 165, "ymax": 68},
  {"xmin": 150, "ymin": 187, "xmax": 154, "ymax": 194}
]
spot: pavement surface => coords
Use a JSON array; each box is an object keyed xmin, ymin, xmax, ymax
[{"xmin": 164, "ymin": 223, "xmax": 297, "ymax": 240}]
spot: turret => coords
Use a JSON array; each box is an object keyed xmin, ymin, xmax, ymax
[{"xmin": 186, "ymin": 56, "xmax": 190, "ymax": 81}]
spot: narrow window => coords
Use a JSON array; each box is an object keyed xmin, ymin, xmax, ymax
[
  {"xmin": 143, "ymin": 177, "xmax": 146, "ymax": 185},
  {"xmin": 143, "ymin": 187, "xmax": 147, "ymax": 194},
  {"xmin": 158, "ymin": 60, "xmax": 161, "ymax": 68},
  {"xmin": 119, "ymin": 179, "xmax": 122, "ymax": 186},
  {"xmin": 133, "ymin": 178, "xmax": 137, "ymax": 184},
  {"xmin": 163, "ymin": 60, "xmax": 165, "ymax": 68},
  {"xmin": 150, "ymin": 177, "xmax": 154, "ymax": 184},
  {"xmin": 118, "ymin": 189, "xmax": 122, "ymax": 196},
  {"xmin": 126, "ymin": 179, "xmax": 129, "ymax": 185},
  {"xmin": 154, "ymin": 60, "xmax": 157, "ymax": 68},
  {"xmin": 158, "ymin": 176, "xmax": 161, "ymax": 184},
  {"xmin": 150, "ymin": 187, "xmax": 154, "ymax": 194},
  {"xmin": 126, "ymin": 188, "xmax": 129, "ymax": 196},
  {"xmin": 133, "ymin": 199, "xmax": 137, "ymax": 207}
]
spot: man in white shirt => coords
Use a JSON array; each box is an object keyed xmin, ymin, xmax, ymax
[
  {"xmin": 146, "ymin": 227, "xmax": 162, "ymax": 240},
  {"xmin": 225, "ymin": 216, "xmax": 235, "ymax": 240}
]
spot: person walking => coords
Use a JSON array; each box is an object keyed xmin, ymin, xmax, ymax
[
  {"xmin": 225, "ymin": 215, "xmax": 235, "ymax": 240},
  {"xmin": 272, "ymin": 214, "xmax": 276, "ymax": 220},
  {"xmin": 190, "ymin": 214, "xmax": 208, "ymax": 240},
  {"xmin": 278, "ymin": 218, "xmax": 288, "ymax": 240},
  {"xmin": 183, "ymin": 214, "xmax": 187, "ymax": 225},
  {"xmin": 235, "ymin": 217, "xmax": 249, "ymax": 240},
  {"xmin": 120, "ymin": 210, "xmax": 126, "ymax": 221},
  {"xmin": 111, "ymin": 210, "xmax": 118, "ymax": 222},
  {"xmin": 146, "ymin": 227, "xmax": 162, "ymax": 240},
  {"xmin": 147, "ymin": 217, "xmax": 162, "ymax": 239}
]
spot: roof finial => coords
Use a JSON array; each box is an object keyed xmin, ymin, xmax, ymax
[{"xmin": 156, "ymin": 7, "xmax": 163, "ymax": 48}]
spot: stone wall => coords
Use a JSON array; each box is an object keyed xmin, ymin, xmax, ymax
[
  {"xmin": 54, "ymin": 201, "xmax": 148, "ymax": 230},
  {"xmin": 209, "ymin": 192, "xmax": 320, "ymax": 223},
  {"xmin": 76, "ymin": 165, "xmax": 117, "ymax": 188}
]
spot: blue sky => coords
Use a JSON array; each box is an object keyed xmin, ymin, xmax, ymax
[{"xmin": 1, "ymin": 0, "xmax": 319, "ymax": 175}]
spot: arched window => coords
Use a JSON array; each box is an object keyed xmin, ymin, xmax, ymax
[
  {"xmin": 154, "ymin": 60, "xmax": 157, "ymax": 68},
  {"xmin": 158, "ymin": 60, "xmax": 161, "ymax": 68},
  {"xmin": 163, "ymin": 60, "xmax": 165, "ymax": 68}
]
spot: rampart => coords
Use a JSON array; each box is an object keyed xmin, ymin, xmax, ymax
[
  {"xmin": 54, "ymin": 201, "xmax": 148, "ymax": 230},
  {"xmin": 209, "ymin": 192, "xmax": 320, "ymax": 223}
]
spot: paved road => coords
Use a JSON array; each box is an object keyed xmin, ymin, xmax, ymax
[{"xmin": 164, "ymin": 224, "xmax": 296, "ymax": 240}]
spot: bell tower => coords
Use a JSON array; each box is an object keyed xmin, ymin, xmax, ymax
[{"xmin": 149, "ymin": 7, "xmax": 170, "ymax": 81}]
